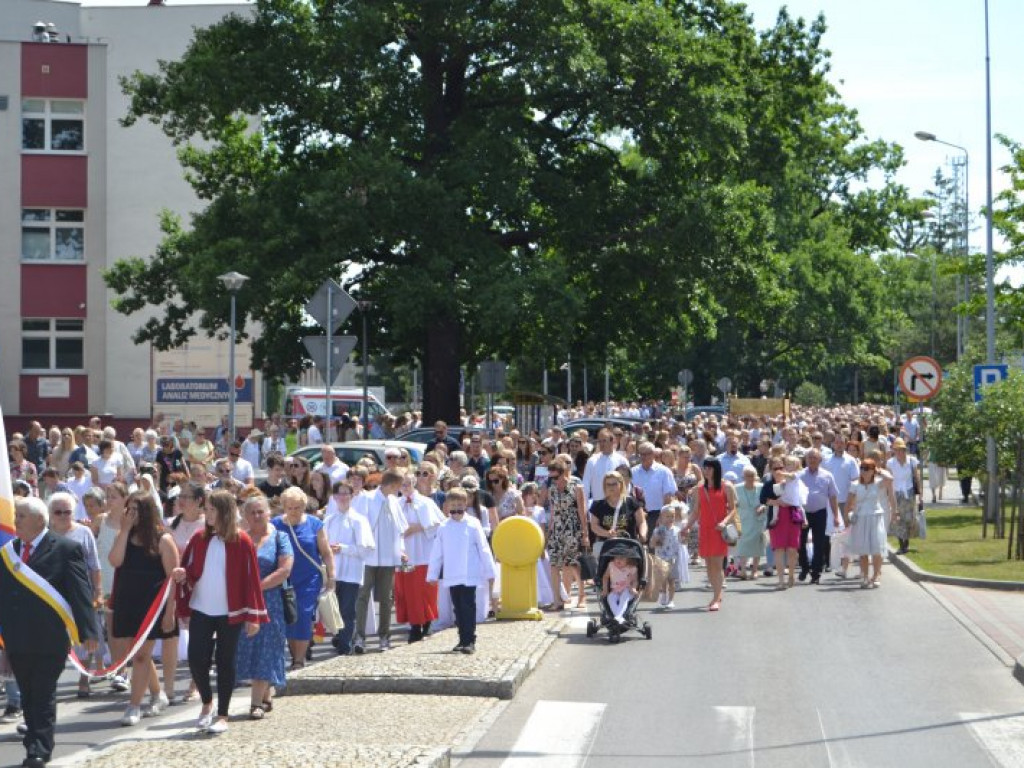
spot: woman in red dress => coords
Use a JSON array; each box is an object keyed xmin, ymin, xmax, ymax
[{"xmin": 691, "ymin": 458, "xmax": 736, "ymax": 612}]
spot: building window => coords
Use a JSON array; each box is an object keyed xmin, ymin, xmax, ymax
[
  {"xmin": 22, "ymin": 319, "xmax": 85, "ymax": 371},
  {"xmin": 22, "ymin": 99, "xmax": 85, "ymax": 151},
  {"xmin": 22, "ymin": 209, "xmax": 85, "ymax": 261}
]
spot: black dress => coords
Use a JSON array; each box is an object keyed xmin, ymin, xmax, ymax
[{"xmin": 112, "ymin": 539, "xmax": 176, "ymax": 640}]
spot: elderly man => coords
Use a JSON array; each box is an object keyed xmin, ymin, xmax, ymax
[
  {"xmin": 797, "ymin": 449, "xmax": 841, "ymax": 584},
  {"xmin": 631, "ymin": 442, "xmax": 677, "ymax": 543},
  {"xmin": 0, "ymin": 498, "xmax": 97, "ymax": 768},
  {"xmin": 318, "ymin": 444, "xmax": 350, "ymax": 485}
]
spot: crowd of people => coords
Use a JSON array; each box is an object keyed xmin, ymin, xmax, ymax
[{"xmin": 1, "ymin": 400, "xmax": 940, "ymax": 765}]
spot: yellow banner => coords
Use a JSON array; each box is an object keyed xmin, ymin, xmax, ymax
[{"xmin": 729, "ymin": 398, "xmax": 789, "ymax": 417}]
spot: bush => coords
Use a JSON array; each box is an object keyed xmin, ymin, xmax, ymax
[{"xmin": 793, "ymin": 381, "xmax": 828, "ymax": 407}]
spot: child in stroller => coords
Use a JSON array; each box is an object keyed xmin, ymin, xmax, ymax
[{"xmin": 586, "ymin": 538, "xmax": 652, "ymax": 641}]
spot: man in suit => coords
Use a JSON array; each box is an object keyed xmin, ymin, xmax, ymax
[{"xmin": 0, "ymin": 497, "xmax": 97, "ymax": 767}]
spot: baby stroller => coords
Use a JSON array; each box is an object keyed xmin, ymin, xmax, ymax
[{"xmin": 585, "ymin": 537, "xmax": 652, "ymax": 642}]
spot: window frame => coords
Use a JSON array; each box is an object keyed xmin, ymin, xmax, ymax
[
  {"xmin": 21, "ymin": 318, "xmax": 86, "ymax": 373},
  {"xmin": 21, "ymin": 98, "xmax": 86, "ymax": 153},
  {"xmin": 21, "ymin": 208, "xmax": 86, "ymax": 262}
]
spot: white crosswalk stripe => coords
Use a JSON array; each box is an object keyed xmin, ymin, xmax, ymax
[
  {"xmin": 499, "ymin": 700, "xmax": 606, "ymax": 768},
  {"xmin": 959, "ymin": 712, "xmax": 1024, "ymax": 768}
]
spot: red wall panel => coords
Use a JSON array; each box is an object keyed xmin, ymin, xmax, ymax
[
  {"xmin": 20, "ymin": 375, "xmax": 88, "ymax": 415},
  {"xmin": 21, "ymin": 155, "xmax": 88, "ymax": 208},
  {"xmin": 21, "ymin": 264, "xmax": 87, "ymax": 318},
  {"xmin": 21, "ymin": 43, "xmax": 88, "ymax": 98}
]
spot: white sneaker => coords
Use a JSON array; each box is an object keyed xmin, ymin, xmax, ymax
[
  {"xmin": 143, "ymin": 691, "xmax": 170, "ymax": 717},
  {"xmin": 197, "ymin": 711, "xmax": 214, "ymax": 731},
  {"xmin": 206, "ymin": 718, "xmax": 228, "ymax": 735},
  {"xmin": 109, "ymin": 674, "xmax": 129, "ymax": 692},
  {"xmin": 665, "ymin": 601, "xmax": 675, "ymax": 609},
  {"xmin": 120, "ymin": 706, "xmax": 142, "ymax": 727},
  {"xmin": 834, "ymin": 569, "xmax": 847, "ymax": 580}
]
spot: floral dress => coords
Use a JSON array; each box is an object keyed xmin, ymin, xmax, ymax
[
  {"xmin": 546, "ymin": 479, "xmax": 583, "ymax": 568},
  {"xmin": 236, "ymin": 531, "xmax": 291, "ymax": 688}
]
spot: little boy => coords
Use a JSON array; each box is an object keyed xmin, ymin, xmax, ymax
[{"xmin": 426, "ymin": 488, "xmax": 496, "ymax": 655}]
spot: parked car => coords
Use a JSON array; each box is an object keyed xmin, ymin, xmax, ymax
[
  {"xmin": 684, "ymin": 405, "xmax": 728, "ymax": 422},
  {"xmin": 559, "ymin": 417, "xmax": 646, "ymax": 439},
  {"xmin": 398, "ymin": 425, "xmax": 491, "ymax": 446},
  {"xmin": 255, "ymin": 439, "xmax": 423, "ymax": 481}
]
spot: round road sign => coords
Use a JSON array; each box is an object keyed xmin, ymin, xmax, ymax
[{"xmin": 899, "ymin": 356, "xmax": 942, "ymax": 400}]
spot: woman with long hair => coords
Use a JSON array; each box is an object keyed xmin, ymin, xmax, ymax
[
  {"xmin": 174, "ymin": 490, "xmax": 267, "ymax": 734},
  {"xmin": 109, "ymin": 492, "xmax": 179, "ymax": 726},
  {"xmin": 689, "ymin": 458, "xmax": 736, "ymax": 611},
  {"xmin": 545, "ymin": 457, "xmax": 589, "ymax": 611},
  {"xmin": 48, "ymin": 428, "xmax": 77, "ymax": 477}
]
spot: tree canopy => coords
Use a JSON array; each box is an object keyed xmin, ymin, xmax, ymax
[{"xmin": 107, "ymin": 0, "xmax": 913, "ymax": 419}]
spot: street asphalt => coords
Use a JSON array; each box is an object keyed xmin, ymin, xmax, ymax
[{"xmin": 456, "ymin": 569, "xmax": 1024, "ymax": 768}]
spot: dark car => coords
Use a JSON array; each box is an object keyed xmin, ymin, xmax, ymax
[
  {"xmin": 683, "ymin": 405, "xmax": 728, "ymax": 422},
  {"xmin": 399, "ymin": 425, "xmax": 492, "ymax": 446},
  {"xmin": 559, "ymin": 417, "xmax": 646, "ymax": 439}
]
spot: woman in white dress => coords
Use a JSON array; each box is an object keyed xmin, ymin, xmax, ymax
[{"xmin": 844, "ymin": 459, "xmax": 896, "ymax": 589}]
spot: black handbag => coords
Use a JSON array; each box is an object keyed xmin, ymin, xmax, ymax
[
  {"xmin": 578, "ymin": 548, "xmax": 598, "ymax": 581},
  {"xmin": 276, "ymin": 532, "xmax": 298, "ymax": 625}
]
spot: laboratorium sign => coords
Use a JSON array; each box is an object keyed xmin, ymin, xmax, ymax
[{"xmin": 155, "ymin": 378, "xmax": 253, "ymax": 404}]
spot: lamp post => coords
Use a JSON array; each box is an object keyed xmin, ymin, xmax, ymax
[
  {"xmin": 218, "ymin": 271, "xmax": 249, "ymax": 443},
  {"xmin": 358, "ymin": 301, "xmax": 372, "ymax": 432},
  {"xmin": 915, "ymin": 130, "xmax": 969, "ymax": 360}
]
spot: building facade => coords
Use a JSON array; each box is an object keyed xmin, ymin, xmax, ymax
[{"xmin": 0, "ymin": 0, "xmax": 256, "ymax": 431}]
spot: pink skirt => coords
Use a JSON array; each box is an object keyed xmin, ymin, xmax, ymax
[{"xmin": 769, "ymin": 506, "xmax": 802, "ymax": 551}]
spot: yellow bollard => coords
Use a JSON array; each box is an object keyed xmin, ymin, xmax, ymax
[{"xmin": 492, "ymin": 516, "xmax": 545, "ymax": 621}]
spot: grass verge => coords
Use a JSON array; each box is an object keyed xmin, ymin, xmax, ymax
[{"xmin": 891, "ymin": 506, "xmax": 1024, "ymax": 582}]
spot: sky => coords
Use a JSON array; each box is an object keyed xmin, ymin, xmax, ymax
[{"xmin": 80, "ymin": 0, "xmax": 1023, "ymax": 258}]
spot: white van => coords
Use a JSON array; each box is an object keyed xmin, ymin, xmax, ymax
[{"xmin": 283, "ymin": 387, "xmax": 391, "ymax": 423}]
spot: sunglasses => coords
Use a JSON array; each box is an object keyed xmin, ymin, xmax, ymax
[
  {"xmin": 449, "ymin": 508, "xmax": 466, "ymax": 516},
  {"xmin": 487, "ymin": 477, "xmax": 500, "ymax": 483},
  {"xmin": 52, "ymin": 508, "xmax": 74, "ymax": 516},
  {"xmin": 415, "ymin": 471, "xmax": 432, "ymax": 477}
]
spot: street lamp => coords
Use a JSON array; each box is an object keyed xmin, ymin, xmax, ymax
[
  {"xmin": 357, "ymin": 300, "xmax": 372, "ymax": 431},
  {"xmin": 915, "ymin": 130, "xmax": 969, "ymax": 360},
  {"xmin": 218, "ymin": 271, "xmax": 249, "ymax": 443}
]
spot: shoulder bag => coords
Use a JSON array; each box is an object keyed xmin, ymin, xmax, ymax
[
  {"xmin": 275, "ymin": 531, "xmax": 298, "ymax": 625},
  {"xmin": 286, "ymin": 518, "xmax": 342, "ymax": 635}
]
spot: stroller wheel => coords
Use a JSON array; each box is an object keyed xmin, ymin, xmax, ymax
[
  {"xmin": 585, "ymin": 620, "xmax": 597, "ymax": 638},
  {"xmin": 643, "ymin": 622, "xmax": 652, "ymax": 640},
  {"xmin": 610, "ymin": 631, "xmax": 621, "ymax": 644}
]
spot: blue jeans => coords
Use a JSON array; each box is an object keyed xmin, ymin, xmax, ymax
[
  {"xmin": 5, "ymin": 679, "xmax": 20, "ymax": 709},
  {"xmin": 334, "ymin": 581, "xmax": 360, "ymax": 653},
  {"xmin": 450, "ymin": 585, "xmax": 477, "ymax": 648}
]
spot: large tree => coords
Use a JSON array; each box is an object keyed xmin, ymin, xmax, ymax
[{"xmin": 106, "ymin": 0, "xmax": 906, "ymax": 418}]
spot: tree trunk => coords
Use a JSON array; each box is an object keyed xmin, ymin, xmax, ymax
[{"xmin": 422, "ymin": 312, "xmax": 462, "ymax": 424}]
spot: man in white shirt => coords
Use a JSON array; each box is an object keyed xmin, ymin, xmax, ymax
[
  {"xmin": 823, "ymin": 433, "xmax": 860, "ymax": 577},
  {"xmin": 354, "ymin": 470, "xmax": 408, "ymax": 653},
  {"xmin": 240, "ymin": 430, "xmax": 263, "ymax": 469},
  {"xmin": 717, "ymin": 434, "xmax": 752, "ymax": 481},
  {"xmin": 630, "ymin": 442, "xmax": 677, "ymax": 541},
  {"xmin": 317, "ymin": 445, "xmax": 349, "ymax": 485},
  {"xmin": 581, "ymin": 429, "xmax": 628, "ymax": 505},
  {"xmin": 306, "ymin": 417, "xmax": 324, "ymax": 446},
  {"xmin": 228, "ymin": 442, "xmax": 255, "ymax": 487},
  {"xmin": 262, "ymin": 425, "xmax": 287, "ymax": 458},
  {"xmin": 323, "ymin": 481, "xmax": 375, "ymax": 655}
]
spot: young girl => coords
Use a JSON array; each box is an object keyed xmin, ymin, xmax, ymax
[
  {"xmin": 601, "ymin": 554, "xmax": 639, "ymax": 623},
  {"xmin": 651, "ymin": 507, "xmax": 682, "ymax": 609}
]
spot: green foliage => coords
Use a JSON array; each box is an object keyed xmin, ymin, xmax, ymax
[
  {"xmin": 108, "ymin": 0, "xmax": 916, "ymax": 417},
  {"xmin": 792, "ymin": 381, "xmax": 827, "ymax": 407}
]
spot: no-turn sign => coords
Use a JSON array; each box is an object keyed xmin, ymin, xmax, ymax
[{"xmin": 899, "ymin": 356, "xmax": 943, "ymax": 400}]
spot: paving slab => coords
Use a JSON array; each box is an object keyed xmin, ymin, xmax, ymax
[
  {"xmin": 289, "ymin": 619, "xmax": 564, "ymax": 700},
  {"xmin": 70, "ymin": 693, "xmax": 496, "ymax": 768}
]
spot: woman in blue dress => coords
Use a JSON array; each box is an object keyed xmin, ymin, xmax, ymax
[
  {"xmin": 236, "ymin": 494, "xmax": 294, "ymax": 717},
  {"xmin": 272, "ymin": 486, "xmax": 334, "ymax": 669}
]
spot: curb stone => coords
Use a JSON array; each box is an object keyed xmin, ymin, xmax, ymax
[
  {"xmin": 887, "ymin": 546, "xmax": 1024, "ymax": 592},
  {"xmin": 289, "ymin": 618, "xmax": 567, "ymax": 700}
]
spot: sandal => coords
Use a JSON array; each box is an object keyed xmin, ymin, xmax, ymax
[
  {"xmin": 249, "ymin": 705, "xmax": 265, "ymax": 720},
  {"xmin": 708, "ymin": 601, "xmax": 720, "ymax": 612}
]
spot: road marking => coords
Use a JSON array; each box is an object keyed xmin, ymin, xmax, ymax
[
  {"xmin": 500, "ymin": 700, "xmax": 606, "ymax": 768},
  {"xmin": 713, "ymin": 706, "xmax": 755, "ymax": 768},
  {"xmin": 959, "ymin": 712, "xmax": 1024, "ymax": 768}
]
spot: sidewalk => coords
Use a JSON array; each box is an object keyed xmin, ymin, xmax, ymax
[
  {"xmin": 59, "ymin": 619, "xmax": 564, "ymax": 768},
  {"xmin": 898, "ymin": 471, "xmax": 1024, "ymax": 681}
]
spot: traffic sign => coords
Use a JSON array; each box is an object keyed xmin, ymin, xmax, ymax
[
  {"xmin": 899, "ymin": 356, "xmax": 942, "ymax": 400},
  {"xmin": 478, "ymin": 361, "xmax": 507, "ymax": 394},
  {"xmin": 974, "ymin": 364, "xmax": 1009, "ymax": 403},
  {"xmin": 678, "ymin": 369, "xmax": 693, "ymax": 387},
  {"xmin": 302, "ymin": 335, "xmax": 357, "ymax": 385},
  {"xmin": 717, "ymin": 377, "xmax": 732, "ymax": 395},
  {"xmin": 305, "ymin": 279, "xmax": 357, "ymax": 336}
]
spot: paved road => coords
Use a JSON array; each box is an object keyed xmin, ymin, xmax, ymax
[{"xmin": 456, "ymin": 568, "xmax": 1024, "ymax": 768}]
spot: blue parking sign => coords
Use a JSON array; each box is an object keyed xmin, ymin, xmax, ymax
[{"xmin": 974, "ymin": 364, "xmax": 1008, "ymax": 403}]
